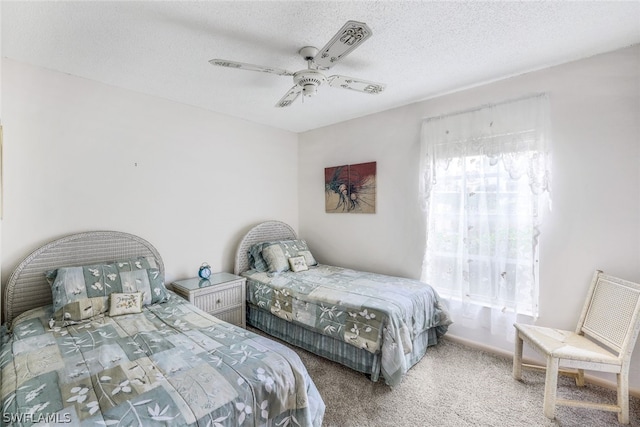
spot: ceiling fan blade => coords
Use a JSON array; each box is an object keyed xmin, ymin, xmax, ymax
[
  {"xmin": 275, "ymin": 86, "xmax": 302, "ymax": 107},
  {"xmin": 209, "ymin": 59, "xmax": 294, "ymax": 76},
  {"xmin": 312, "ymin": 20, "xmax": 372, "ymax": 70},
  {"xmin": 327, "ymin": 75, "xmax": 385, "ymax": 94}
]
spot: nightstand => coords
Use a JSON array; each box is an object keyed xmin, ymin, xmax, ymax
[{"xmin": 171, "ymin": 273, "xmax": 246, "ymax": 328}]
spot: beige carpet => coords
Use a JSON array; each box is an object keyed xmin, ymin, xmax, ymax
[{"xmin": 254, "ymin": 329, "xmax": 640, "ymax": 426}]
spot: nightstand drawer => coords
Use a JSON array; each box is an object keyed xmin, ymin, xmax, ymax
[{"xmin": 193, "ymin": 285, "xmax": 242, "ymax": 313}]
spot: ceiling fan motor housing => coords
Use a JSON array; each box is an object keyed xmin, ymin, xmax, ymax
[{"xmin": 294, "ymin": 70, "xmax": 327, "ymax": 97}]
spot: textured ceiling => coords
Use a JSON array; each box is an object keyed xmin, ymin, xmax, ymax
[{"xmin": 3, "ymin": 1, "xmax": 640, "ymax": 133}]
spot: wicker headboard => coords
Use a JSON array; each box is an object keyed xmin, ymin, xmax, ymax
[
  {"xmin": 3, "ymin": 231, "xmax": 163, "ymax": 328},
  {"xmin": 234, "ymin": 221, "xmax": 297, "ymax": 275}
]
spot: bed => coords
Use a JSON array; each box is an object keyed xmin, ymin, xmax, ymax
[
  {"xmin": 235, "ymin": 221, "xmax": 452, "ymax": 387},
  {"xmin": 1, "ymin": 231, "xmax": 324, "ymax": 426}
]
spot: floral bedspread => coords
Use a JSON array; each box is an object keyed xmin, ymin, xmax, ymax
[
  {"xmin": 0, "ymin": 293, "xmax": 324, "ymax": 426},
  {"xmin": 244, "ymin": 265, "xmax": 451, "ymax": 386}
]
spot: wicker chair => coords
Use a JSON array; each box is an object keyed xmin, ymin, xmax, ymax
[{"xmin": 513, "ymin": 270, "xmax": 640, "ymax": 424}]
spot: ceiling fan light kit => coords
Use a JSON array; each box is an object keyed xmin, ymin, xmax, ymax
[
  {"xmin": 294, "ymin": 69, "xmax": 326, "ymax": 97},
  {"xmin": 209, "ymin": 20, "xmax": 385, "ymax": 108}
]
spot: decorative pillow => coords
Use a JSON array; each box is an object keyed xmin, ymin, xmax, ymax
[
  {"xmin": 261, "ymin": 244, "xmax": 290, "ymax": 273},
  {"xmin": 298, "ymin": 250, "xmax": 317, "ymax": 267},
  {"xmin": 261, "ymin": 239, "xmax": 318, "ymax": 273},
  {"xmin": 109, "ymin": 292, "xmax": 143, "ymax": 316},
  {"xmin": 248, "ymin": 242, "xmax": 270, "ymax": 272},
  {"xmin": 288, "ymin": 256, "xmax": 308, "ymax": 272},
  {"xmin": 49, "ymin": 256, "xmax": 168, "ymax": 316}
]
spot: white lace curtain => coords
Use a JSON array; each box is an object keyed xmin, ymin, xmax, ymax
[{"xmin": 419, "ymin": 94, "xmax": 551, "ymax": 337}]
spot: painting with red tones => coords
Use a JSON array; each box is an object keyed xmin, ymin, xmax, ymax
[{"xmin": 324, "ymin": 161, "xmax": 376, "ymax": 213}]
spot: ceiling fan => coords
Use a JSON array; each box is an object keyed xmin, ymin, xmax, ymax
[{"xmin": 209, "ymin": 20, "xmax": 385, "ymax": 107}]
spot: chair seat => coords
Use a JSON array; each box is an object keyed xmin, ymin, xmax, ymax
[{"xmin": 515, "ymin": 324, "xmax": 620, "ymax": 365}]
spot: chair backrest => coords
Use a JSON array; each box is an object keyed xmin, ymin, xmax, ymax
[{"xmin": 577, "ymin": 271, "xmax": 640, "ymax": 359}]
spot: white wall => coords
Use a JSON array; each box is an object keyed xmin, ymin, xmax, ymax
[
  {"xmin": 299, "ymin": 45, "xmax": 640, "ymax": 389},
  {"xmin": 1, "ymin": 59, "xmax": 298, "ymax": 294},
  {"xmin": 2, "ymin": 43, "xmax": 639, "ymax": 390}
]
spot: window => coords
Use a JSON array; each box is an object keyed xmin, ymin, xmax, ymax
[{"xmin": 419, "ymin": 95, "xmax": 550, "ymax": 319}]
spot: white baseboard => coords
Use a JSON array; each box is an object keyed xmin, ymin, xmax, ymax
[{"xmin": 443, "ymin": 334, "xmax": 640, "ymax": 398}]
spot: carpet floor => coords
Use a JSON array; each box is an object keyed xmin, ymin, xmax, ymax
[{"xmin": 254, "ymin": 329, "xmax": 640, "ymax": 426}]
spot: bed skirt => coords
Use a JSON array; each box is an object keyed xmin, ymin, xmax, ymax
[{"xmin": 247, "ymin": 303, "xmax": 441, "ymax": 384}]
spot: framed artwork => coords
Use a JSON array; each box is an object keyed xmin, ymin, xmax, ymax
[{"xmin": 324, "ymin": 161, "xmax": 376, "ymax": 213}]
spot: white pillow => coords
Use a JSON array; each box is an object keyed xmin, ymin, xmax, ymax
[
  {"xmin": 109, "ymin": 292, "xmax": 143, "ymax": 316},
  {"xmin": 288, "ymin": 256, "xmax": 309, "ymax": 272}
]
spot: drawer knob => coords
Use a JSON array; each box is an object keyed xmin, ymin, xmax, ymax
[{"xmin": 216, "ymin": 299, "xmax": 221, "ymax": 304}]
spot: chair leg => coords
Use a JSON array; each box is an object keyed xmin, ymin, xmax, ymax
[
  {"xmin": 617, "ymin": 372, "xmax": 629, "ymax": 424},
  {"xmin": 575, "ymin": 369, "xmax": 585, "ymax": 387},
  {"xmin": 513, "ymin": 331, "xmax": 523, "ymax": 380},
  {"xmin": 543, "ymin": 356, "xmax": 559, "ymax": 419}
]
